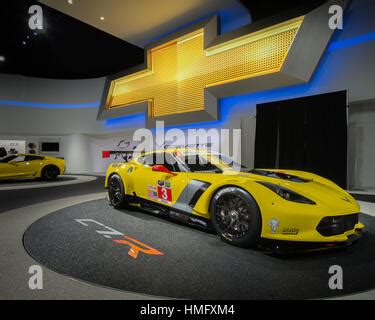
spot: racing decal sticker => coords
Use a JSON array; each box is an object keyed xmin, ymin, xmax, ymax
[
  {"xmin": 148, "ymin": 185, "xmax": 158, "ymax": 200},
  {"xmin": 268, "ymin": 219, "xmax": 280, "ymax": 234},
  {"xmin": 281, "ymin": 228, "xmax": 299, "ymax": 235},
  {"xmin": 75, "ymin": 219, "xmax": 164, "ymax": 260},
  {"xmin": 157, "ymin": 184, "xmax": 172, "ymax": 204}
]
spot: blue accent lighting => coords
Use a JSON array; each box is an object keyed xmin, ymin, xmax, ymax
[
  {"xmin": 328, "ymin": 30, "xmax": 375, "ymax": 52},
  {"xmin": 104, "ymin": 113, "xmax": 146, "ymax": 128}
]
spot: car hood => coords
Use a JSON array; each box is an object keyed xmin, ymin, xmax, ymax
[{"xmin": 237, "ymin": 169, "xmax": 359, "ymax": 212}]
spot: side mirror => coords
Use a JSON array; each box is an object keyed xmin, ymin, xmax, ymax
[{"xmin": 151, "ymin": 164, "xmax": 177, "ymax": 176}]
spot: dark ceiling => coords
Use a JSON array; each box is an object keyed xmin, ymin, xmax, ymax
[
  {"xmin": 0, "ymin": 0, "xmax": 327, "ymax": 79},
  {"xmin": 0, "ymin": 0, "xmax": 144, "ymax": 79}
]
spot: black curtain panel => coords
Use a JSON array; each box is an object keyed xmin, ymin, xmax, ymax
[
  {"xmin": 278, "ymin": 100, "xmax": 308, "ymax": 170},
  {"xmin": 254, "ymin": 91, "xmax": 348, "ymax": 188},
  {"xmin": 304, "ymin": 92, "xmax": 348, "ymax": 188},
  {"xmin": 254, "ymin": 103, "xmax": 279, "ymax": 168}
]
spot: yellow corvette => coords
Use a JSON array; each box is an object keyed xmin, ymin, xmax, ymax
[
  {"xmin": 105, "ymin": 148, "xmax": 364, "ymax": 251},
  {"xmin": 0, "ymin": 154, "xmax": 65, "ymax": 181}
]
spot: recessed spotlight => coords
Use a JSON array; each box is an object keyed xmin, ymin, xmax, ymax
[
  {"xmin": 68, "ymin": 0, "xmax": 73, "ymax": 4},
  {"xmin": 26, "ymin": 36, "xmax": 30, "ymax": 39},
  {"xmin": 100, "ymin": 16, "xmax": 105, "ymax": 21},
  {"xmin": 0, "ymin": 56, "xmax": 5, "ymax": 62},
  {"xmin": 22, "ymin": 41, "xmax": 26, "ymax": 45}
]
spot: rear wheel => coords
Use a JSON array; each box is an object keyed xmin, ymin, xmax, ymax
[
  {"xmin": 210, "ymin": 187, "xmax": 261, "ymax": 248},
  {"xmin": 41, "ymin": 165, "xmax": 60, "ymax": 180},
  {"xmin": 108, "ymin": 174, "xmax": 128, "ymax": 209}
]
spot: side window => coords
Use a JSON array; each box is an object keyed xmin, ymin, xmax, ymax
[
  {"xmin": 179, "ymin": 154, "xmax": 218, "ymax": 172},
  {"xmin": 136, "ymin": 153, "xmax": 157, "ymax": 167},
  {"xmin": 25, "ymin": 156, "xmax": 44, "ymax": 161},
  {"xmin": 136, "ymin": 154, "xmax": 152, "ymax": 165},
  {"xmin": 13, "ymin": 156, "xmax": 26, "ymax": 163},
  {"xmin": 164, "ymin": 153, "xmax": 179, "ymax": 172},
  {"xmin": 137, "ymin": 155, "xmax": 145, "ymax": 164},
  {"xmin": 143, "ymin": 153, "xmax": 156, "ymax": 167},
  {"xmin": 1, "ymin": 155, "xmax": 16, "ymax": 163},
  {"xmin": 138, "ymin": 152, "xmax": 180, "ymax": 172}
]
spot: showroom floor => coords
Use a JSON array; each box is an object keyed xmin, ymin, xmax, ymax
[{"xmin": 1, "ymin": 175, "xmax": 375, "ymax": 300}]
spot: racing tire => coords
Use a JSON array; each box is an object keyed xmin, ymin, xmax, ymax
[
  {"xmin": 210, "ymin": 187, "xmax": 262, "ymax": 248},
  {"xmin": 108, "ymin": 174, "xmax": 129, "ymax": 209},
  {"xmin": 41, "ymin": 165, "xmax": 60, "ymax": 181}
]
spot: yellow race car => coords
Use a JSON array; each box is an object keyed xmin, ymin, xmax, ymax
[
  {"xmin": 0, "ymin": 154, "xmax": 65, "ymax": 181},
  {"xmin": 105, "ymin": 148, "xmax": 364, "ymax": 251}
]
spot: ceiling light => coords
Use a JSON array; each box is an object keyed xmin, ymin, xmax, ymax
[
  {"xmin": 22, "ymin": 41, "xmax": 26, "ymax": 45},
  {"xmin": 0, "ymin": 56, "xmax": 5, "ymax": 62},
  {"xmin": 100, "ymin": 16, "xmax": 105, "ymax": 21},
  {"xmin": 67, "ymin": 0, "xmax": 73, "ymax": 4}
]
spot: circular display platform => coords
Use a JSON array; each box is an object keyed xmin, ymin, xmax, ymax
[
  {"xmin": 0, "ymin": 176, "xmax": 76, "ymax": 185},
  {"xmin": 0, "ymin": 175, "xmax": 97, "ymax": 191},
  {"xmin": 24, "ymin": 199, "xmax": 375, "ymax": 299}
]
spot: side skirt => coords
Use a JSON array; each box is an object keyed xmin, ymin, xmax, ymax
[{"xmin": 125, "ymin": 195, "xmax": 210, "ymax": 230}]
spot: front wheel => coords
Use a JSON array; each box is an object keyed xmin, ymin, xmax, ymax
[
  {"xmin": 108, "ymin": 174, "xmax": 128, "ymax": 209},
  {"xmin": 41, "ymin": 165, "xmax": 60, "ymax": 180},
  {"xmin": 210, "ymin": 187, "xmax": 261, "ymax": 248}
]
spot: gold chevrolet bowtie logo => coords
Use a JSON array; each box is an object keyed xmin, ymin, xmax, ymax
[{"xmin": 101, "ymin": 16, "xmax": 304, "ymax": 126}]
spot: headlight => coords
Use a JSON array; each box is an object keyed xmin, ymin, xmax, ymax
[{"xmin": 257, "ymin": 181, "xmax": 316, "ymax": 205}]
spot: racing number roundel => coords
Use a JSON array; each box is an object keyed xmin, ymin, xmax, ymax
[{"xmin": 157, "ymin": 186, "xmax": 172, "ymax": 203}]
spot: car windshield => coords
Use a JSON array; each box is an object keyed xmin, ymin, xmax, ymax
[
  {"xmin": 174, "ymin": 150, "xmax": 250, "ymax": 173},
  {"xmin": 0, "ymin": 155, "xmax": 17, "ymax": 163},
  {"xmin": 210, "ymin": 153, "xmax": 250, "ymax": 172}
]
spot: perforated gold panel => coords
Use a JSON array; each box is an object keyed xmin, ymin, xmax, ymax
[{"xmin": 107, "ymin": 17, "xmax": 303, "ymax": 118}]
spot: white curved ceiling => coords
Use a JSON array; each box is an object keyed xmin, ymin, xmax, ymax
[{"xmin": 40, "ymin": 0, "xmax": 249, "ymax": 47}]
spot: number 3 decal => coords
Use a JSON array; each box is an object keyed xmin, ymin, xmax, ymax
[
  {"xmin": 161, "ymin": 187, "xmax": 168, "ymax": 199},
  {"xmin": 157, "ymin": 186, "xmax": 172, "ymax": 202}
]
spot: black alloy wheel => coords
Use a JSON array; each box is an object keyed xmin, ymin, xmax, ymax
[
  {"xmin": 108, "ymin": 175, "xmax": 127, "ymax": 209},
  {"xmin": 210, "ymin": 187, "xmax": 261, "ymax": 247},
  {"xmin": 41, "ymin": 166, "xmax": 59, "ymax": 180}
]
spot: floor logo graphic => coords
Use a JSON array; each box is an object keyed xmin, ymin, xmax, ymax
[
  {"xmin": 75, "ymin": 219, "xmax": 164, "ymax": 259},
  {"xmin": 113, "ymin": 236, "xmax": 164, "ymax": 259}
]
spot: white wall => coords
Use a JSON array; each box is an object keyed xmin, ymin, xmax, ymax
[
  {"xmin": 0, "ymin": 134, "xmax": 81, "ymax": 173},
  {"xmin": 348, "ymin": 101, "xmax": 375, "ymax": 189},
  {"xmin": 64, "ymin": 134, "xmax": 92, "ymax": 174},
  {"xmin": 0, "ymin": 73, "xmax": 105, "ymax": 104}
]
